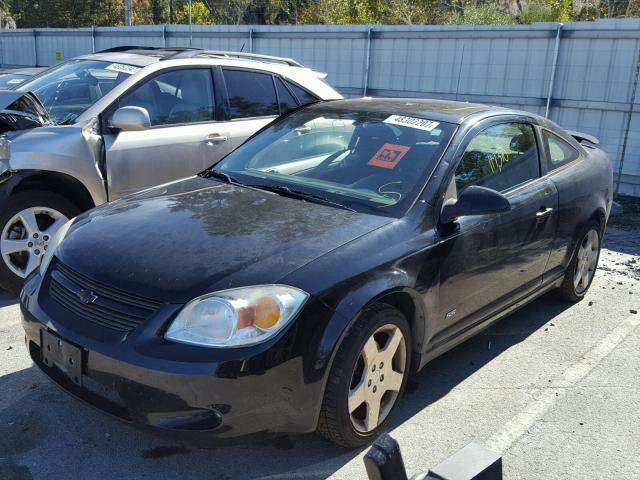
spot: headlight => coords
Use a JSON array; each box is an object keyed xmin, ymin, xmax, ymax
[
  {"xmin": 0, "ymin": 136, "xmax": 10, "ymax": 161},
  {"xmin": 165, "ymin": 285, "xmax": 309, "ymax": 348},
  {"xmin": 39, "ymin": 219, "xmax": 72, "ymax": 275}
]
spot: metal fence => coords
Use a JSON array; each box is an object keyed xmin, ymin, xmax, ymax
[{"xmin": 1, "ymin": 19, "xmax": 639, "ymax": 196}]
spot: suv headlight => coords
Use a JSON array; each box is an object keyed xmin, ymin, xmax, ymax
[
  {"xmin": 165, "ymin": 285, "xmax": 309, "ymax": 348},
  {"xmin": 0, "ymin": 136, "xmax": 10, "ymax": 161},
  {"xmin": 39, "ymin": 220, "xmax": 72, "ymax": 276}
]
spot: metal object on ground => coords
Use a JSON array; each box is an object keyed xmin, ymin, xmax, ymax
[
  {"xmin": 423, "ymin": 442, "xmax": 502, "ymax": 480},
  {"xmin": 364, "ymin": 434, "xmax": 409, "ymax": 480},
  {"xmin": 364, "ymin": 434, "xmax": 502, "ymax": 480}
]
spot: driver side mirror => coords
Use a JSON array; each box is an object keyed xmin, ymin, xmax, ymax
[
  {"xmin": 440, "ymin": 185, "xmax": 511, "ymax": 224},
  {"xmin": 111, "ymin": 106, "xmax": 151, "ymax": 132}
]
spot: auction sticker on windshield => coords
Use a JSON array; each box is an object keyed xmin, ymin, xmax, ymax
[
  {"xmin": 105, "ymin": 63, "xmax": 141, "ymax": 75},
  {"xmin": 368, "ymin": 144, "xmax": 411, "ymax": 169},
  {"xmin": 384, "ymin": 115, "xmax": 440, "ymax": 132}
]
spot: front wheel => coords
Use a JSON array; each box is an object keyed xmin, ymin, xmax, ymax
[
  {"xmin": 0, "ymin": 191, "xmax": 80, "ymax": 294},
  {"xmin": 317, "ymin": 303, "xmax": 411, "ymax": 448},
  {"xmin": 556, "ymin": 220, "xmax": 602, "ymax": 302}
]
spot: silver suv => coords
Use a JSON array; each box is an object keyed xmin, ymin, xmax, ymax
[{"xmin": 0, "ymin": 47, "xmax": 342, "ymax": 292}]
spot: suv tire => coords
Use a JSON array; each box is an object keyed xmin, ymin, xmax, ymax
[{"xmin": 0, "ymin": 191, "xmax": 80, "ymax": 294}]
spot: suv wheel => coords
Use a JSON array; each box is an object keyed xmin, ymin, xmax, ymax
[{"xmin": 0, "ymin": 191, "xmax": 80, "ymax": 294}]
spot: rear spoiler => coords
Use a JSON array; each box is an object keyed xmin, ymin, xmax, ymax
[{"xmin": 566, "ymin": 130, "xmax": 600, "ymax": 145}]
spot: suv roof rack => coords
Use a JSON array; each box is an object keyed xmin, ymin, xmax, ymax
[
  {"xmin": 166, "ymin": 50, "xmax": 304, "ymax": 68},
  {"xmin": 96, "ymin": 46, "xmax": 200, "ymax": 56},
  {"xmin": 94, "ymin": 46, "xmax": 305, "ymax": 68}
]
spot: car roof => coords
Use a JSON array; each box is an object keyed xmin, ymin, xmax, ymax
[
  {"xmin": 312, "ymin": 98, "xmax": 511, "ymax": 124},
  {"xmin": 78, "ymin": 47, "xmax": 307, "ymax": 69}
]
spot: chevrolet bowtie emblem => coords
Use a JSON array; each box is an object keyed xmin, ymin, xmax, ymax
[{"xmin": 76, "ymin": 288, "xmax": 98, "ymax": 304}]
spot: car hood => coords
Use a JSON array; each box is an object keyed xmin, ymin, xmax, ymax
[
  {"xmin": 56, "ymin": 177, "xmax": 393, "ymax": 303},
  {"xmin": 0, "ymin": 90, "xmax": 51, "ymax": 133}
]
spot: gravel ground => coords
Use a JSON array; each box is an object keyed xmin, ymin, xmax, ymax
[{"xmin": 0, "ymin": 221, "xmax": 638, "ymax": 480}]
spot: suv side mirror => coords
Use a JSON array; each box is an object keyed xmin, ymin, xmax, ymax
[
  {"xmin": 111, "ymin": 106, "xmax": 151, "ymax": 132},
  {"xmin": 440, "ymin": 185, "xmax": 511, "ymax": 224}
]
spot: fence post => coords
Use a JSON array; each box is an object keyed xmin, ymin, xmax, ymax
[
  {"xmin": 91, "ymin": 25, "xmax": 96, "ymax": 53},
  {"xmin": 545, "ymin": 23, "xmax": 563, "ymax": 118},
  {"xmin": 615, "ymin": 43, "xmax": 640, "ymax": 196},
  {"xmin": 249, "ymin": 27, "xmax": 253, "ymax": 53},
  {"xmin": 162, "ymin": 24, "xmax": 167, "ymax": 48},
  {"xmin": 32, "ymin": 28, "xmax": 38, "ymax": 66},
  {"xmin": 363, "ymin": 26, "xmax": 373, "ymax": 96}
]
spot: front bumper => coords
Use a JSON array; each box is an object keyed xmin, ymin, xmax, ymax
[{"xmin": 21, "ymin": 274, "xmax": 331, "ymax": 445}]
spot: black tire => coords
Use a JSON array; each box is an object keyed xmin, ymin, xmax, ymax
[
  {"xmin": 555, "ymin": 219, "xmax": 602, "ymax": 302},
  {"xmin": 0, "ymin": 191, "xmax": 80, "ymax": 294},
  {"xmin": 317, "ymin": 303, "xmax": 411, "ymax": 448}
]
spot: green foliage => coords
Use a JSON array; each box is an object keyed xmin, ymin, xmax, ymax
[
  {"xmin": 5, "ymin": 0, "xmax": 640, "ymax": 28},
  {"xmin": 518, "ymin": 2, "xmax": 558, "ymax": 23},
  {"xmin": 175, "ymin": 0, "xmax": 214, "ymax": 24},
  {"xmin": 443, "ymin": 3, "xmax": 514, "ymax": 24}
]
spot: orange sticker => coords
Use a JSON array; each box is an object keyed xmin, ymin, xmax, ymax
[{"xmin": 368, "ymin": 144, "xmax": 411, "ymax": 170}]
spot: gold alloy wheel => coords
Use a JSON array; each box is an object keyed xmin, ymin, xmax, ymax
[{"xmin": 348, "ymin": 324, "xmax": 407, "ymax": 433}]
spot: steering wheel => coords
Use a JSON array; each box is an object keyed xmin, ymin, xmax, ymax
[{"xmin": 313, "ymin": 148, "xmax": 351, "ymax": 175}]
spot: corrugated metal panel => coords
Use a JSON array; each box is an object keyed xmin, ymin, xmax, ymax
[{"xmin": 0, "ymin": 20, "xmax": 638, "ymax": 195}]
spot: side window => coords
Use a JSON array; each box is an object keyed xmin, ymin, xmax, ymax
[
  {"xmin": 222, "ymin": 69, "xmax": 279, "ymax": 118},
  {"xmin": 455, "ymin": 123, "xmax": 540, "ymax": 193},
  {"xmin": 274, "ymin": 77, "xmax": 299, "ymax": 113},
  {"xmin": 284, "ymin": 79, "xmax": 318, "ymax": 106},
  {"xmin": 543, "ymin": 130, "xmax": 580, "ymax": 169},
  {"xmin": 118, "ymin": 68, "xmax": 215, "ymax": 127}
]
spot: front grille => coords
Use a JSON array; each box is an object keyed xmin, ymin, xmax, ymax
[{"xmin": 48, "ymin": 260, "xmax": 163, "ymax": 333}]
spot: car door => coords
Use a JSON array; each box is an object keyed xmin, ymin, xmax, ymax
[
  {"xmin": 433, "ymin": 120, "xmax": 558, "ymax": 339},
  {"xmin": 103, "ymin": 67, "xmax": 233, "ymax": 200}
]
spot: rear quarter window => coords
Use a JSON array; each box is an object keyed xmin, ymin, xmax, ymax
[{"xmin": 543, "ymin": 130, "xmax": 580, "ymax": 170}]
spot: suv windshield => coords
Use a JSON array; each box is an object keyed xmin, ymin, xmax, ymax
[
  {"xmin": 214, "ymin": 104, "xmax": 456, "ymax": 217},
  {"xmin": 18, "ymin": 59, "xmax": 138, "ymax": 124}
]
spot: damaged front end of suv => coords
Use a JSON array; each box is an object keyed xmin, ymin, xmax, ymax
[
  {"xmin": 0, "ymin": 91, "xmax": 51, "ymax": 134},
  {"xmin": 0, "ymin": 91, "xmax": 52, "ymax": 173}
]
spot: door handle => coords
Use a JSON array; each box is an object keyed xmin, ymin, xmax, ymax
[
  {"xmin": 535, "ymin": 207, "xmax": 554, "ymax": 221},
  {"xmin": 205, "ymin": 134, "xmax": 228, "ymax": 145}
]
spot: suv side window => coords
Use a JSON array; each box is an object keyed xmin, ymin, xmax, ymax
[
  {"xmin": 284, "ymin": 79, "xmax": 318, "ymax": 106},
  {"xmin": 455, "ymin": 123, "xmax": 540, "ymax": 193},
  {"xmin": 274, "ymin": 77, "xmax": 299, "ymax": 113},
  {"xmin": 118, "ymin": 68, "xmax": 215, "ymax": 127},
  {"xmin": 543, "ymin": 130, "xmax": 580, "ymax": 169},
  {"xmin": 222, "ymin": 69, "xmax": 279, "ymax": 119}
]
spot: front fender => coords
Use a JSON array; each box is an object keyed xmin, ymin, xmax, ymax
[{"xmin": 5, "ymin": 123, "xmax": 106, "ymax": 205}]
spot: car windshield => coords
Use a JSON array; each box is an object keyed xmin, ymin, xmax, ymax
[
  {"xmin": 214, "ymin": 104, "xmax": 456, "ymax": 217},
  {"xmin": 17, "ymin": 59, "xmax": 138, "ymax": 125}
]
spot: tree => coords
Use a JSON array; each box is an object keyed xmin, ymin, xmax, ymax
[
  {"xmin": 175, "ymin": 0, "xmax": 214, "ymax": 23},
  {"xmin": 0, "ymin": 0, "xmax": 16, "ymax": 27}
]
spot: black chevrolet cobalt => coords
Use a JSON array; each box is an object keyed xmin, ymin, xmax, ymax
[{"xmin": 21, "ymin": 99, "xmax": 612, "ymax": 447}]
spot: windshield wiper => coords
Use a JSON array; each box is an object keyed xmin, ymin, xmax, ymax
[
  {"xmin": 247, "ymin": 184, "xmax": 357, "ymax": 212},
  {"xmin": 200, "ymin": 169, "xmax": 242, "ymax": 185}
]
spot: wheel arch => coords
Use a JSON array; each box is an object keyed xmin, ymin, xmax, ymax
[{"xmin": 2, "ymin": 170, "xmax": 95, "ymax": 212}]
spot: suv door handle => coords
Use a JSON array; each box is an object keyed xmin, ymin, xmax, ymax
[
  {"xmin": 205, "ymin": 134, "xmax": 228, "ymax": 144},
  {"xmin": 535, "ymin": 207, "xmax": 554, "ymax": 221}
]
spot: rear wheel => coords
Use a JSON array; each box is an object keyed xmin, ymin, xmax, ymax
[
  {"xmin": 317, "ymin": 303, "xmax": 411, "ymax": 448},
  {"xmin": 0, "ymin": 191, "xmax": 80, "ymax": 294},
  {"xmin": 556, "ymin": 220, "xmax": 602, "ymax": 302}
]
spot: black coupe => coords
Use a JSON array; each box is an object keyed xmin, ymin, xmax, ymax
[{"xmin": 21, "ymin": 98, "xmax": 613, "ymax": 447}]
